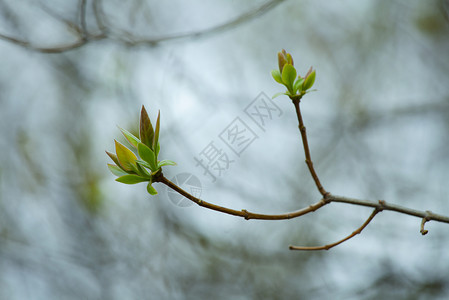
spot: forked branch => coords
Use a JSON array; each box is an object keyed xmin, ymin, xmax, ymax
[
  {"xmin": 0, "ymin": 0, "xmax": 284, "ymax": 53},
  {"xmin": 156, "ymin": 87, "xmax": 449, "ymax": 250},
  {"xmin": 106, "ymin": 50, "xmax": 449, "ymax": 251},
  {"xmin": 157, "ymin": 174, "xmax": 449, "ymax": 225},
  {"xmin": 289, "ymin": 207, "xmax": 381, "ymax": 251}
]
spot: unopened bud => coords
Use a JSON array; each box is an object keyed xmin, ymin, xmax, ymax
[{"xmin": 278, "ymin": 49, "xmax": 294, "ymax": 72}]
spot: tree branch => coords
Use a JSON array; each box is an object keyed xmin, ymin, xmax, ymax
[
  {"xmin": 155, "ymin": 93, "xmax": 449, "ymax": 249},
  {"xmin": 289, "ymin": 208, "xmax": 381, "ymax": 251},
  {"xmin": 328, "ymin": 196, "xmax": 449, "ymax": 225},
  {"xmin": 0, "ymin": 0, "xmax": 284, "ymax": 52},
  {"xmin": 156, "ymin": 174, "xmax": 328, "ymax": 220},
  {"xmin": 79, "ymin": 0, "xmax": 88, "ymax": 40},
  {"xmin": 158, "ymin": 173, "xmax": 449, "ymax": 226},
  {"xmin": 0, "ymin": 32, "xmax": 105, "ymax": 53},
  {"xmin": 113, "ymin": 0, "xmax": 285, "ymax": 45},
  {"xmin": 0, "ymin": 0, "xmax": 106, "ymax": 54},
  {"xmin": 292, "ymin": 97, "xmax": 328, "ymax": 197},
  {"xmin": 103, "ymin": 48, "xmax": 449, "ymax": 250}
]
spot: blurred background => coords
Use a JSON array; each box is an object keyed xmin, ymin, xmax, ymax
[{"xmin": 1, "ymin": 0, "xmax": 449, "ymax": 299}]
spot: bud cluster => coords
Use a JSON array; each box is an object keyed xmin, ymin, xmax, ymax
[
  {"xmin": 106, "ymin": 106, "xmax": 176, "ymax": 195},
  {"xmin": 271, "ymin": 49, "xmax": 316, "ymax": 99}
]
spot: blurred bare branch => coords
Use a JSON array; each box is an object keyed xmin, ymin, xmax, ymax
[
  {"xmin": 79, "ymin": 0, "xmax": 88, "ymax": 39},
  {"xmin": 0, "ymin": 0, "xmax": 285, "ymax": 52}
]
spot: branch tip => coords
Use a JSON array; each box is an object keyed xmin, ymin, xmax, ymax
[
  {"xmin": 420, "ymin": 210, "xmax": 433, "ymax": 235},
  {"xmin": 290, "ymin": 208, "xmax": 380, "ymax": 251}
]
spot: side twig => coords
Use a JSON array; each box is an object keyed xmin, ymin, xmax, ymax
[
  {"xmin": 291, "ymin": 97, "xmax": 328, "ymax": 197},
  {"xmin": 289, "ymin": 206, "xmax": 381, "ymax": 251},
  {"xmin": 420, "ymin": 211, "xmax": 432, "ymax": 235}
]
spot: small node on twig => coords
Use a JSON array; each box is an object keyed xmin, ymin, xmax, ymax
[
  {"xmin": 322, "ymin": 193, "xmax": 332, "ymax": 204},
  {"xmin": 241, "ymin": 209, "xmax": 250, "ymax": 220},
  {"xmin": 377, "ymin": 200, "xmax": 386, "ymax": 211}
]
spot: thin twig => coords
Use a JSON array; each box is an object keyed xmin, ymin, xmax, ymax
[
  {"xmin": 0, "ymin": 32, "xmax": 105, "ymax": 53},
  {"xmin": 420, "ymin": 210, "xmax": 432, "ymax": 235},
  {"xmin": 289, "ymin": 208, "xmax": 381, "ymax": 251},
  {"xmin": 328, "ymin": 196, "xmax": 449, "ymax": 225},
  {"xmin": 93, "ymin": 0, "xmax": 106, "ymax": 33},
  {"xmin": 157, "ymin": 174, "xmax": 328, "ymax": 220},
  {"xmin": 0, "ymin": 0, "xmax": 107, "ymax": 53},
  {"xmin": 291, "ymin": 97, "xmax": 328, "ymax": 197},
  {"xmin": 421, "ymin": 218, "xmax": 429, "ymax": 235},
  {"xmin": 108, "ymin": 0, "xmax": 286, "ymax": 46},
  {"xmin": 79, "ymin": 0, "xmax": 88, "ymax": 39}
]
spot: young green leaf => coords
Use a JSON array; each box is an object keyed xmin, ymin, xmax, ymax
[
  {"xmin": 108, "ymin": 164, "xmax": 128, "ymax": 177},
  {"xmin": 271, "ymin": 70, "xmax": 283, "ymax": 84},
  {"xmin": 155, "ymin": 142, "xmax": 160, "ymax": 157},
  {"xmin": 136, "ymin": 161, "xmax": 152, "ymax": 177},
  {"xmin": 152, "ymin": 110, "xmax": 160, "ymax": 152},
  {"xmin": 278, "ymin": 51, "xmax": 288, "ymax": 72},
  {"xmin": 304, "ymin": 66, "xmax": 313, "ymax": 79},
  {"xmin": 116, "ymin": 174, "xmax": 148, "ymax": 184},
  {"xmin": 140, "ymin": 105, "xmax": 154, "ymax": 149},
  {"xmin": 105, "ymin": 151, "xmax": 120, "ymax": 166},
  {"xmin": 136, "ymin": 159, "xmax": 152, "ymax": 169},
  {"xmin": 272, "ymin": 92, "xmax": 287, "ymax": 99},
  {"xmin": 286, "ymin": 52, "xmax": 294, "ymax": 66},
  {"xmin": 115, "ymin": 140, "xmax": 138, "ymax": 172},
  {"xmin": 281, "ymin": 64, "xmax": 296, "ymax": 92},
  {"xmin": 293, "ymin": 77, "xmax": 305, "ymax": 94},
  {"xmin": 138, "ymin": 142, "xmax": 157, "ymax": 171},
  {"xmin": 147, "ymin": 182, "xmax": 158, "ymax": 195},
  {"xmin": 157, "ymin": 160, "xmax": 177, "ymax": 169},
  {"xmin": 303, "ymin": 70, "xmax": 316, "ymax": 91},
  {"xmin": 137, "ymin": 160, "xmax": 161, "ymax": 176},
  {"xmin": 119, "ymin": 126, "xmax": 140, "ymax": 149}
]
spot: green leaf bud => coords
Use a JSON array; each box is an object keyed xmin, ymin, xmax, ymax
[
  {"xmin": 115, "ymin": 140, "xmax": 138, "ymax": 172},
  {"xmin": 281, "ymin": 64, "xmax": 297, "ymax": 93},
  {"xmin": 139, "ymin": 105, "xmax": 154, "ymax": 149},
  {"xmin": 302, "ymin": 68, "xmax": 316, "ymax": 91},
  {"xmin": 147, "ymin": 182, "xmax": 158, "ymax": 195},
  {"xmin": 116, "ymin": 174, "xmax": 149, "ymax": 184}
]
